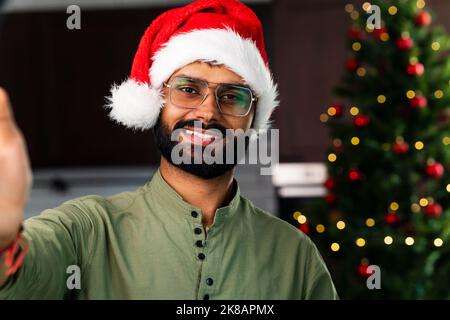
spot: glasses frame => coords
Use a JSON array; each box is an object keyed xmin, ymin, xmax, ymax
[{"xmin": 163, "ymin": 76, "xmax": 258, "ymax": 117}]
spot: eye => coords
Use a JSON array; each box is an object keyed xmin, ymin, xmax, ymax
[
  {"xmin": 220, "ymin": 93, "xmax": 238, "ymax": 101},
  {"xmin": 219, "ymin": 89, "xmax": 244, "ymax": 101},
  {"xmin": 177, "ymin": 86, "xmax": 200, "ymax": 95}
]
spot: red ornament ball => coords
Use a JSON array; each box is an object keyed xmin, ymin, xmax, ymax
[
  {"xmin": 384, "ymin": 213, "xmax": 400, "ymax": 225},
  {"xmin": 346, "ymin": 58, "xmax": 360, "ymax": 72},
  {"xmin": 298, "ymin": 223, "xmax": 310, "ymax": 235},
  {"xmin": 396, "ymin": 37, "xmax": 414, "ymax": 50},
  {"xmin": 424, "ymin": 203, "xmax": 443, "ymax": 218},
  {"xmin": 407, "ymin": 63, "xmax": 425, "ymax": 76},
  {"xmin": 357, "ymin": 264, "xmax": 370, "ymax": 277},
  {"xmin": 354, "ymin": 114, "xmax": 370, "ymax": 127},
  {"xmin": 372, "ymin": 27, "xmax": 387, "ymax": 40},
  {"xmin": 392, "ymin": 141, "xmax": 409, "ymax": 155},
  {"xmin": 325, "ymin": 193, "xmax": 337, "ymax": 205},
  {"xmin": 324, "ymin": 177, "xmax": 337, "ymax": 190},
  {"xmin": 348, "ymin": 168, "xmax": 363, "ymax": 182},
  {"xmin": 415, "ymin": 11, "xmax": 432, "ymax": 27},
  {"xmin": 425, "ymin": 162, "xmax": 444, "ymax": 179},
  {"xmin": 348, "ymin": 27, "xmax": 365, "ymax": 40},
  {"xmin": 410, "ymin": 95, "xmax": 428, "ymax": 108}
]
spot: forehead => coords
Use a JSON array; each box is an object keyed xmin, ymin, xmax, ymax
[{"xmin": 170, "ymin": 61, "xmax": 246, "ymax": 85}]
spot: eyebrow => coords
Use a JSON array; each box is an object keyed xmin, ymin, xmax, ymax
[{"xmin": 173, "ymin": 73, "xmax": 248, "ymax": 87}]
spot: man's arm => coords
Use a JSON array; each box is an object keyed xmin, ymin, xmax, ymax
[
  {"xmin": 0, "ymin": 87, "xmax": 32, "ymax": 288},
  {"xmin": 0, "ymin": 89, "xmax": 96, "ymax": 298},
  {"xmin": 0, "ymin": 203, "xmax": 96, "ymax": 299},
  {"xmin": 304, "ymin": 239, "xmax": 339, "ymax": 300}
]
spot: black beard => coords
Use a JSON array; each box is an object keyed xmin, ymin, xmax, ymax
[{"xmin": 153, "ymin": 117, "xmax": 239, "ymax": 179}]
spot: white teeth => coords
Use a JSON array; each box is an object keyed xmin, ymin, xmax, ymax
[{"xmin": 184, "ymin": 129, "xmax": 215, "ymax": 140}]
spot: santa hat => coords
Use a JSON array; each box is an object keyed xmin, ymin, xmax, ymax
[{"xmin": 106, "ymin": 0, "xmax": 279, "ymax": 131}]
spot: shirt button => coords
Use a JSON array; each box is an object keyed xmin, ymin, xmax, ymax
[
  {"xmin": 194, "ymin": 227, "xmax": 202, "ymax": 235},
  {"xmin": 203, "ymin": 294, "xmax": 210, "ymax": 300},
  {"xmin": 195, "ymin": 240, "xmax": 203, "ymax": 248},
  {"xmin": 206, "ymin": 278, "xmax": 214, "ymax": 286},
  {"xmin": 191, "ymin": 211, "xmax": 198, "ymax": 218},
  {"xmin": 198, "ymin": 253, "xmax": 206, "ymax": 260}
]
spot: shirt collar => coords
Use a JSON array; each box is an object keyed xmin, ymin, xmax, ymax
[{"xmin": 143, "ymin": 168, "xmax": 241, "ymax": 221}]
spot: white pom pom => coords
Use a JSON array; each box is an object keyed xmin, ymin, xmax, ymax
[{"xmin": 105, "ymin": 79, "xmax": 164, "ymax": 130}]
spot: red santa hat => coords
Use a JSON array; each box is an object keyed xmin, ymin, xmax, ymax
[{"xmin": 106, "ymin": 0, "xmax": 279, "ymax": 130}]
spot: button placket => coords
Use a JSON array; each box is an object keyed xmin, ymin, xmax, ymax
[
  {"xmin": 192, "ymin": 209, "xmax": 225, "ymax": 299},
  {"xmin": 191, "ymin": 209, "xmax": 208, "ymax": 300},
  {"xmin": 198, "ymin": 216, "xmax": 225, "ymax": 300},
  {"xmin": 191, "ymin": 210, "xmax": 205, "ymax": 251}
]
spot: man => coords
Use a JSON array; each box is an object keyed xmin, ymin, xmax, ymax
[{"xmin": 0, "ymin": 0, "xmax": 338, "ymax": 299}]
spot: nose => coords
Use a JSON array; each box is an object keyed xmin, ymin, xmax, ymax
[{"xmin": 191, "ymin": 89, "xmax": 220, "ymax": 123}]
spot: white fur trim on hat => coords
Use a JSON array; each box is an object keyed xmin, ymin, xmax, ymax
[{"xmin": 106, "ymin": 79, "xmax": 164, "ymax": 130}]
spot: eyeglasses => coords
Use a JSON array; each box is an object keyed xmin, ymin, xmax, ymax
[{"xmin": 163, "ymin": 76, "xmax": 257, "ymax": 117}]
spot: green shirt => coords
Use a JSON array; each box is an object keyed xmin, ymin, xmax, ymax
[{"xmin": 0, "ymin": 169, "xmax": 338, "ymax": 300}]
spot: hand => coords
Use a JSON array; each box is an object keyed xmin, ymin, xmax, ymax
[{"xmin": 0, "ymin": 88, "xmax": 32, "ymax": 249}]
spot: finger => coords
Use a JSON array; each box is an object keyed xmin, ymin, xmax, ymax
[
  {"xmin": 0, "ymin": 87, "xmax": 15, "ymax": 123},
  {"xmin": 0, "ymin": 88, "xmax": 19, "ymax": 142}
]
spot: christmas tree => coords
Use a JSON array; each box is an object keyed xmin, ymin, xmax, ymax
[{"xmin": 301, "ymin": 0, "xmax": 450, "ymax": 299}]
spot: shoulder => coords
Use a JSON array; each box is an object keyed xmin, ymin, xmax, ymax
[
  {"xmin": 64, "ymin": 188, "xmax": 140, "ymax": 214},
  {"xmin": 239, "ymin": 196, "xmax": 316, "ymax": 249},
  {"xmin": 69, "ymin": 182, "xmax": 154, "ymax": 213},
  {"xmin": 239, "ymin": 197, "xmax": 338, "ymax": 299},
  {"xmin": 28, "ymin": 186, "xmax": 148, "ymax": 230}
]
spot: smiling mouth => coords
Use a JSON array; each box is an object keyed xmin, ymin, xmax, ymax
[{"xmin": 180, "ymin": 127, "xmax": 223, "ymax": 146}]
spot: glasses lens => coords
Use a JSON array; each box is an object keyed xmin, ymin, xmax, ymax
[
  {"xmin": 217, "ymin": 84, "xmax": 253, "ymax": 116},
  {"xmin": 170, "ymin": 77, "xmax": 206, "ymax": 108}
]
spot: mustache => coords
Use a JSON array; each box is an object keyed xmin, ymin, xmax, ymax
[{"xmin": 173, "ymin": 119, "xmax": 227, "ymax": 136}]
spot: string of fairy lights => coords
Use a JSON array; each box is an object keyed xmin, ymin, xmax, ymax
[
  {"xmin": 298, "ymin": 0, "xmax": 449, "ymax": 253},
  {"xmin": 293, "ymin": 210, "xmax": 445, "ymax": 251}
]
